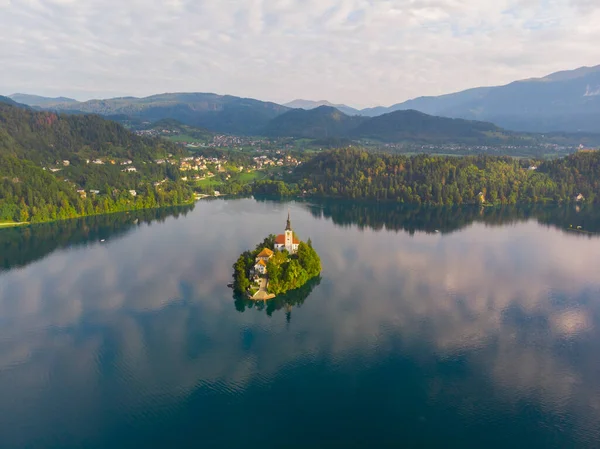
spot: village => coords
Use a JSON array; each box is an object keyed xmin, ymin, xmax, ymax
[{"xmin": 41, "ymin": 148, "xmax": 302, "ymax": 200}]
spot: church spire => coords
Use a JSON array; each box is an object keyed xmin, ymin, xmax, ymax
[{"xmin": 286, "ymin": 210, "xmax": 292, "ymax": 231}]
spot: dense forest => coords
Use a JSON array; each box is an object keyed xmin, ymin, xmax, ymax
[
  {"xmin": 289, "ymin": 148, "xmax": 600, "ymax": 205},
  {"xmin": 0, "ymin": 102, "xmax": 194, "ymax": 224}
]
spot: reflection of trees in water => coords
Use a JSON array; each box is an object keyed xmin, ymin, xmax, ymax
[
  {"xmin": 302, "ymin": 199, "xmax": 600, "ymax": 237},
  {"xmin": 0, "ymin": 205, "xmax": 195, "ymax": 271},
  {"xmin": 234, "ymin": 276, "xmax": 322, "ymax": 321}
]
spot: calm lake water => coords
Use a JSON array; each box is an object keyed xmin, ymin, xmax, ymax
[{"xmin": 1, "ymin": 199, "xmax": 600, "ymax": 448}]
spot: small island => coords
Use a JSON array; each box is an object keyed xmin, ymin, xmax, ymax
[{"xmin": 232, "ymin": 212, "xmax": 321, "ymax": 300}]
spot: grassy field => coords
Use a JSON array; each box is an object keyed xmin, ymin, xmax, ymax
[
  {"xmin": 237, "ymin": 171, "xmax": 264, "ymax": 183},
  {"xmin": 0, "ymin": 221, "xmax": 28, "ymax": 228},
  {"xmin": 196, "ymin": 177, "xmax": 223, "ymax": 188}
]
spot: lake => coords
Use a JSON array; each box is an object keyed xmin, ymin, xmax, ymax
[{"xmin": 1, "ymin": 198, "xmax": 599, "ymax": 448}]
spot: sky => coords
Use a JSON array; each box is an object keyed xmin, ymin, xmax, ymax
[{"xmin": 0, "ymin": 0, "xmax": 599, "ymax": 107}]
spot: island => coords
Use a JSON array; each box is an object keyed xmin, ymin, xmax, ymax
[{"xmin": 232, "ymin": 212, "xmax": 321, "ymax": 300}]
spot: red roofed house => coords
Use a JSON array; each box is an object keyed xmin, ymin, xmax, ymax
[{"xmin": 275, "ymin": 212, "xmax": 300, "ymax": 254}]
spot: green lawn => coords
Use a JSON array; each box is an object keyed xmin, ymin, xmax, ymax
[
  {"xmin": 0, "ymin": 221, "xmax": 28, "ymax": 228},
  {"xmin": 237, "ymin": 171, "xmax": 264, "ymax": 183},
  {"xmin": 196, "ymin": 177, "xmax": 223, "ymax": 187}
]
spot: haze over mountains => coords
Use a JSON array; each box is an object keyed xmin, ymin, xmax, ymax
[
  {"xmin": 7, "ymin": 64, "xmax": 600, "ymax": 136},
  {"xmin": 284, "ymin": 65, "xmax": 600, "ymax": 133}
]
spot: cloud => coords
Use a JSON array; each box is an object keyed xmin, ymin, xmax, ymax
[
  {"xmin": 0, "ymin": 199, "xmax": 600, "ymax": 446},
  {"xmin": 0, "ymin": 0, "xmax": 598, "ymax": 106}
]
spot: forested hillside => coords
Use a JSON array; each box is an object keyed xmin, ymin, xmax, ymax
[
  {"xmin": 292, "ymin": 148, "xmax": 600, "ymax": 205},
  {"xmin": 0, "ymin": 103, "xmax": 193, "ymax": 224},
  {"xmin": 44, "ymin": 92, "xmax": 289, "ymax": 135}
]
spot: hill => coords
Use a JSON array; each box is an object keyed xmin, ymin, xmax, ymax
[
  {"xmin": 146, "ymin": 118, "xmax": 214, "ymax": 141},
  {"xmin": 284, "ymin": 99, "xmax": 361, "ymax": 116},
  {"xmin": 360, "ymin": 64, "xmax": 600, "ymax": 133},
  {"xmin": 0, "ymin": 95, "xmax": 26, "ymax": 107},
  {"xmin": 48, "ymin": 92, "xmax": 289, "ymax": 135},
  {"xmin": 0, "ymin": 102, "xmax": 181, "ymax": 163},
  {"xmin": 0, "ymin": 102, "xmax": 193, "ymax": 225},
  {"xmin": 9, "ymin": 93, "xmax": 78, "ymax": 108},
  {"xmin": 263, "ymin": 105, "xmax": 531, "ymax": 145},
  {"xmin": 350, "ymin": 109, "xmax": 506, "ymax": 144},
  {"xmin": 263, "ymin": 106, "xmax": 366, "ymax": 138}
]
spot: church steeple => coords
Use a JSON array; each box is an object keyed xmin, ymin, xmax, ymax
[{"xmin": 286, "ymin": 211, "xmax": 292, "ymax": 231}]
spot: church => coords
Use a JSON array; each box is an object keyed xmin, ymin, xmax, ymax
[{"xmin": 274, "ymin": 212, "xmax": 300, "ymax": 254}]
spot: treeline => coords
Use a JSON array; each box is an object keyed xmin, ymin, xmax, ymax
[
  {"xmin": 0, "ymin": 155, "xmax": 193, "ymax": 223},
  {"xmin": 302, "ymin": 199, "xmax": 600, "ymax": 236},
  {"xmin": 291, "ymin": 148, "xmax": 600, "ymax": 205}
]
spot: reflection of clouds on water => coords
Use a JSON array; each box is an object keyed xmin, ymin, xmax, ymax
[{"xmin": 0, "ymin": 199, "xmax": 600, "ymax": 445}]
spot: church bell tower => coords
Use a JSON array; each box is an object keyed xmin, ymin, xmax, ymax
[{"xmin": 285, "ymin": 211, "xmax": 293, "ymax": 252}]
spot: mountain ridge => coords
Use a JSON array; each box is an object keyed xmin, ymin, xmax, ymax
[{"xmin": 9, "ymin": 63, "xmax": 600, "ymax": 134}]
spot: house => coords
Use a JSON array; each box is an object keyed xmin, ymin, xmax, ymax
[
  {"xmin": 254, "ymin": 259, "xmax": 267, "ymax": 275},
  {"xmin": 129, "ymin": 190, "xmax": 137, "ymax": 197},
  {"xmin": 123, "ymin": 167, "xmax": 137, "ymax": 172},
  {"xmin": 90, "ymin": 190, "xmax": 100, "ymax": 195},
  {"xmin": 256, "ymin": 248, "xmax": 274, "ymax": 262},
  {"xmin": 274, "ymin": 213, "xmax": 300, "ymax": 254},
  {"xmin": 76, "ymin": 189, "xmax": 86, "ymax": 198},
  {"xmin": 575, "ymin": 193, "xmax": 585, "ymax": 202},
  {"xmin": 62, "ymin": 160, "xmax": 70, "ymax": 166}
]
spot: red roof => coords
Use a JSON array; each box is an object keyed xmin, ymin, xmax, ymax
[{"xmin": 275, "ymin": 234, "xmax": 300, "ymax": 245}]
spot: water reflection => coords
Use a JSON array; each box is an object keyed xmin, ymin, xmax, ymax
[
  {"xmin": 0, "ymin": 198, "xmax": 599, "ymax": 448},
  {"xmin": 234, "ymin": 276, "xmax": 322, "ymax": 320},
  {"xmin": 301, "ymin": 199, "xmax": 600, "ymax": 237},
  {"xmin": 0, "ymin": 205, "xmax": 195, "ymax": 271}
]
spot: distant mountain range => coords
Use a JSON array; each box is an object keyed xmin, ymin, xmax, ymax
[
  {"xmin": 284, "ymin": 99, "xmax": 361, "ymax": 116},
  {"xmin": 364, "ymin": 64, "xmax": 600, "ymax": 133},
  {"xmin": 9, "ymin": 93, "xmax": 288, "ymax": 135},
  {"xmin": 284, "ymin": 65, "xmax": 600, "ymax": 133},
  {"xmin": 9, "ymin": 93, "xmax": 78, "ymax": 107},
  {"xmin": 7, "ymin": 63, "xmax": 600, "ymax": 135}
]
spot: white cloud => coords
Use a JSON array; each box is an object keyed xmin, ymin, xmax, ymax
[{"xmin": 0, "ymin": 0, "xmax": 598, "ymax": 106}]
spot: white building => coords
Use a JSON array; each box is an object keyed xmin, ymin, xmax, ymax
[
  {"xmin": 254, "ymin": 259, "xmax": 267, "ymax": 275},
  {"xmin": 274, "ymin": 213, "xmax": 300, "ymax": 254}
]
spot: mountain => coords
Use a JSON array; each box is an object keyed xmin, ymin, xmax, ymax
[
  {"xmin": 0, "ymin": 101, "xmax": 192, "ymax": 224},
  {"xmin": 350, "ymin": 110, "xmax": 504, "ymax": 143},
  {"xmin": 263, "ymin": 105, "xmax": 516, "ymax": 144},
  {"xmin": 361, "ymin": 64, "xmax": 600, "ymax": 133},
  {"xmin": 0, "ymin": 95, "xmax": 24, "ymax": 107},
  {"xmin": 0, "ymin": 102, "xmax": 178, "ymax": 163},
  {"xmin": 9, "ymin": 93, "xmax": 78, "ymax": 107},
  {"xmin": 284, "ymin": 99, "xmax": 361, "ymax": 116},
  {"xmin": 263, "ymin": 106, "xmax": 366, "ymax": 138},
  {"xmin": 48, "ymin": 92, "xmax": 289, "ymax": 135}
]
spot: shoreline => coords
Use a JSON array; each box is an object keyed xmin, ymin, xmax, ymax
[{"xmin": 0, "ymin": 201, "xmax": 195, "ymax": 231}]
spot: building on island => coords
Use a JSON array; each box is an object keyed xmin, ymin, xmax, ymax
[
  {"xmin": 256, "ymin": 248, "xmax": 274, "ymax": 262},
  {"xmin": 274, "ymin": 212, "xmax": 300, "ymax": 254},
  {"xmin": 251, "ymin": 213, "xmax": 300, "ymax": 279},
  {"xmin": 254, "ymin": 259, "xmax": 267, "ymax": 275}
]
